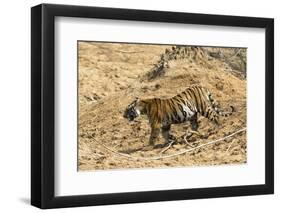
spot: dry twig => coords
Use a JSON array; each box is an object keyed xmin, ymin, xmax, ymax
[
  {"xmin": 92, "ymin": 127, "xmax": 247, "ymax": 161},
  {"xmin": 226, "ymin": 139, "xmax": 238, "ymax": 153},
  {"xmin": 159, "ymin": 140, "xmax": 176, "ymax": 154}
]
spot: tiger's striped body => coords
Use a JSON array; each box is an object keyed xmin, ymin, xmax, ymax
[{"xmin": 123, "ymin": 85, "xmax": 234, "ymax": 147}]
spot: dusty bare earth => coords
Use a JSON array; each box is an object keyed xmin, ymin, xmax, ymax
[{"xmin": 78, "ymin": 42, "xmax": 247, "ymax": 171}]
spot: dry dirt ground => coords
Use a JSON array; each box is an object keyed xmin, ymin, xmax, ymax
[{"xmin": 78, "ymin": 42, "xmax": 247, "ymax": 171}]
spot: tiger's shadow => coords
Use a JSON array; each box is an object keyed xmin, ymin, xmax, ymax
[
  {"xmin": 119, "ymin": 147, "xmax": 144, "ymax": 154},
  {"xmin": 118, "ymin": 143, "xmax": 168, "ymax": 154},
  {"xmin": 118, "ymin": 129, "xmax": 217, "ymax": 154}
]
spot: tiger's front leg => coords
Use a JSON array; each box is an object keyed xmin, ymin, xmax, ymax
[{"xmin": 148, "ymin": 123, "xmax": 161, "ymax": 147}]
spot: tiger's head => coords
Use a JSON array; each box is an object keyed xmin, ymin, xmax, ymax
[{"xmin": 123, "ymin": 98, "xmax": 146, "ymax": 122}]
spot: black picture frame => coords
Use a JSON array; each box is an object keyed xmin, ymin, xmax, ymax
[{"xmin": 31, "ymin": 3, "xmax": 274, "ymax": 209}]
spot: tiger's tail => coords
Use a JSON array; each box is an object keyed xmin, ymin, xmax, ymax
[
  {"xmin": 208, "ymin": 92, "xmax": 235, "ymax": 117},
  {"xmin": 216, "ymin": 105, "xmax": 235, "ymax": 117}
]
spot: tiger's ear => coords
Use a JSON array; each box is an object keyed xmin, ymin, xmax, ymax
[{"xmin": 131, "ymin": 97, "xmax": 139, "ymax": 105}]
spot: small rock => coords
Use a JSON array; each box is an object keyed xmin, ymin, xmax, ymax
[
  {"xmin": 155, "ymin": 84, "xmax": 161, "ymax": 89},
  {"xmin": 216, "ymin": 82, "xmax": 224, "ymax": 91}
]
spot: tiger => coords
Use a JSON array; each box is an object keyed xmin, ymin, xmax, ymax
[{"xmin": 123, "ymin": 85, "xmax": 234, "ymax": 148}]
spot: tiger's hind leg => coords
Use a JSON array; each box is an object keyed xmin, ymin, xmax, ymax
[
  {"xmin": 191, "ymin": 114, "xmax": 199, "ymax": 131},
  {"xmin": 206, "ymin": 106, "xmax": 220, "ymax": 127},
  {"xmin": 186, "ymin": 113, "xmax": 202, "ymax": 137},
  {"xmin": 182, "ymin": 114, "xmax": 202, "ymax": 147}
]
